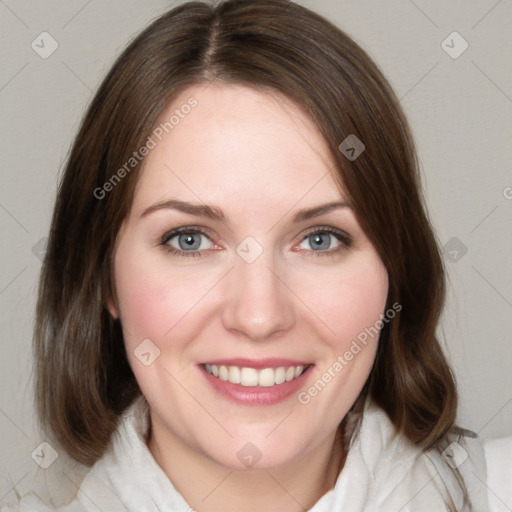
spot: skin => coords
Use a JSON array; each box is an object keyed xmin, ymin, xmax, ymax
[{"xmin": 109, "ymin": 83, "xmax": 389, "ymax": 512}]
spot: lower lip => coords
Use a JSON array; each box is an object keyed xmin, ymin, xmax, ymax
[{"xmin": 200, "ymin": 365, "xmax": 313, "ymax": 406}]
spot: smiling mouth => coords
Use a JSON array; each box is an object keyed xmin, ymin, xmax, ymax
[{"xmin": 203, "ymin": 363, "xmax": 310, "ymax": 387}]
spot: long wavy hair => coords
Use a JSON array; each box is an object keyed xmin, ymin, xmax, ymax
[{"xmin": 35, "ymin": 0, "xmax": 457, "ymax": 477}]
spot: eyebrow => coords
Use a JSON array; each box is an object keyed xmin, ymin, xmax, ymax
[
  {"xmin": 140, "ymin": 199, "xmax": 350, "ymax": 223},
  {"xmin": 140, "ymin": 199, "xmax": 226, "ymax": 221},
  {"xmin": 292, "ymin": 201, "xmax": 350, "ymax": 222}
]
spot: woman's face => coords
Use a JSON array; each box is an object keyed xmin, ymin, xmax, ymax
[{"xmin": 110, "ymin": 83, "xmax": 389, "ymax": 470}]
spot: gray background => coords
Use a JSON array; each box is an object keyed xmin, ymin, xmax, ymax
[{"xmin": 1, "ymin": 0, "xmax": 511, "ymax": 501}]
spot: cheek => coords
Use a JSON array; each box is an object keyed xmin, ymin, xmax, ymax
[
  {"xmin": 292, "ymin": 253, "xmax": 389, "ymax": 345},
  {"xmin": 114, "ymin": 267, "xmax": 168, "ymax": 345},
  {"xmin": 113, "ymin": 244, "xmax": 222, "ymax": 351},
  {"xmin": 112, "ymin": 239, "xmax": 181, "ymax": 347},
  {"xmin": 293, "ymin": 255, "xmax": 388, "ymax": 416}
]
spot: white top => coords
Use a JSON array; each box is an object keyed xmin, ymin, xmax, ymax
[{"xmin": 2, "ymin": 396, "xmax": 511, "ymax": 511}]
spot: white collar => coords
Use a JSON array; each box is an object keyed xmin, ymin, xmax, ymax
[{"xmin": 9, "ymin": 396, "xmax": 487, "ymax": 511}]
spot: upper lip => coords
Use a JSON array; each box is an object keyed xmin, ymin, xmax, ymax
[{"xmin": 200, "ymin": 358, "xmax": 312, "ymax": 369}]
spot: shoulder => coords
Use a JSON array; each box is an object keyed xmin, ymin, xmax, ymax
[
  {"xmin": 0, "ymin": 493, "xmax": 85, "ymax": 512},
  {"xmin": 0, "ymin": 398, "xmax": 146, "ymax": 512},
  {"xmin": 413, "ymin": 427, "xmax": 512, "ymax": 511},
  {"xmin": 423, "ymin": 428, "xmax": 489, "ymax": 510},
  {"xmin": 484, "ymin": 435, "xmax": 512, "ymax": 511},
  {"xmin": 351, "ymin": 403, "xmax": 495, "ymax": 510}
]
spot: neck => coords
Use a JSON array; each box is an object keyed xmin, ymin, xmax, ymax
[{"xmin": 147, "ymin": 419, "xmax": 346, "ymax": 512}]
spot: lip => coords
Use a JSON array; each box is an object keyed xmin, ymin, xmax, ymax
[
  {"xmin": 200, "ymin": 358, "xmax": 311, "ymax": 369},
  {"xmin": 199, "ymin": 362, "xmax": 314, "ymax": 406}
]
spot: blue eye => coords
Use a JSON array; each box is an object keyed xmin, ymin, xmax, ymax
[
  {"xmin": 162, "ymin": 228, "xmax": 213, "ymax": 255},
  {"xmin": 159, "ymin": 226, "xmax": 351, "ymax": 258},
  {"xmin": 305, "ymin": 232, "xmax": 335, "ymax": 251},
  {"xmin": 298, "ymin": 228, "xmax": 352, "ymax": 255}
]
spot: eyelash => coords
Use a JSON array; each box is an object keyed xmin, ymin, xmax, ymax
[
  {"xmin": 160, "ymin": 226, "xmax": 211, "ymax": 258},
  {"xmin": 159, "ymin": 226, "xmax": 353, "ymax": 258},
  {"xmin": 299, "ymin": 227, "xmax": 353, "ymax": 258}
]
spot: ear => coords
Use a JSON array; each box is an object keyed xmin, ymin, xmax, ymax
[
  {"xmin": 106, "ymin": 297, "xmax": 119, "ymax": 319},
  {"xmin": 105, "ymin": 283, "xmax": 120, "ymax": 319},
  {"xmin": 106, "ymin": 265, "xmax": 120, "ymax": 319}
]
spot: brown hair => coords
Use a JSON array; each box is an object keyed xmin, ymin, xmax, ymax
[{"xmin": 35, "ymin": 0, "xmax": 456, "ymax": 468}]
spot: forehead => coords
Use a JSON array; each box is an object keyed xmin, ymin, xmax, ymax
[{"xmin": 131, "ymin": 83, "xmax": 345, "ymax": 214}]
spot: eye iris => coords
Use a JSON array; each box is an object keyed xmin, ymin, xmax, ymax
[
  {"xmin": 309, "ymin": 233, "xmax": 330, "ymax": 250},
  {"xmin": 178, "ymin": 233, "xmax": 201, "ymax": 250}
]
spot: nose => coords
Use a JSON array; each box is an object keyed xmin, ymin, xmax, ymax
[{"xmin": 221, "ymin": 252, "xmax": 296, "ymax": 341}]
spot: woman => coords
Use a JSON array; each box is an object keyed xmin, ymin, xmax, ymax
[{"xmin": 1, "ymin": 0, "xmax": 508, "ymax": 510}]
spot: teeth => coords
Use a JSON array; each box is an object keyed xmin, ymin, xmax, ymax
[
  {"xmin": 258, "ymin": 368, "xmax": 275, "ymax": 387},
  {"xmin": 275, "ymin": 367, "xmax": 286, "ymax": 384},
  {"xmin": 228, "ymin": 366, "xmax": 241, "ymax": 384},
  {"xmin": 240, "ymin": 367, "xmax": 259, "ymax": 386},
  {"xmin": 204, "ymin": 364, "xmax": 308, "ymax": 387},
  {"xmin": 219, "ymin": 366, "xmax": 229, "ymax": 381},
  {"xmin": 294, "ymin": 365, "xmax": 304, "ymax": 378}
]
